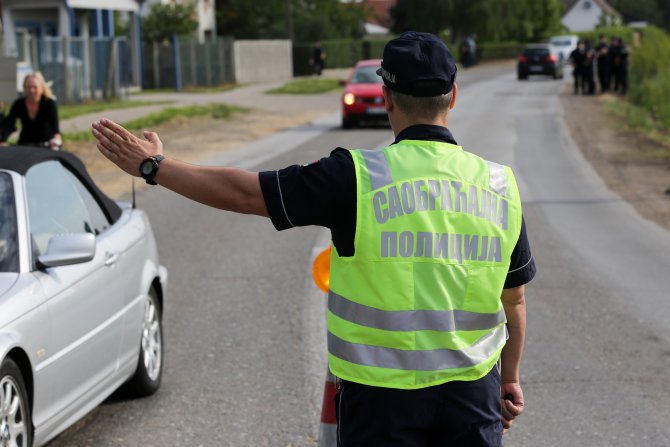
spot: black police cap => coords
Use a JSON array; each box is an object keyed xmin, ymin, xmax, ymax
[{"xmin": 376, "ymin": 31, "xmax": 457, "ymax": 97}]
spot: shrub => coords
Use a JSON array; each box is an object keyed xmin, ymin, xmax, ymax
[
  {"xmin": 627, "ymin": 27, "xmax": 670, "ymax": 128},
  {"xmin": 477, "ymin": 42, "xmax": 525, "ymax": 61},
  {"xmin": 293, "ymin": 38, "xmax": 391, "ymax": 76}
]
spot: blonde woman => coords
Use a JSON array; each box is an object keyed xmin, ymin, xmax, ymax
[{"xmin": 0, "ymin": 72, "xmax": 62, "ymax": 150}]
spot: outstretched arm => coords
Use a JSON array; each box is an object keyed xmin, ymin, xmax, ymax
[
  {"xmin": 92, "ymin": 119, "xmax": 268, "ymax": 216},
  {"xmin": 500, "ymin": 284, "xmax": 526, "ymax": 432}
]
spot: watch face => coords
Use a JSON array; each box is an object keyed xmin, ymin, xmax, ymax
[{"xmin": 140, "ymin": 160, "xmax": 154, "ymax": 175}]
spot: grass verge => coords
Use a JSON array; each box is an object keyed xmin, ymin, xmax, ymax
[
  {"xmin": 134, "ymin": 84, "xmax": 238, "ymax": 95},
  {"xmin": 266, "ymin": 78, "xmax": 341, "ymax": 94},
  {"xmin": 63, "ymin": 103, "xmax": 248, "ymax": 142},
  {"xmin": 59, "ymin": 100, "xmax": 174, "ymax": 120},
  {"xmin": 603, "ymin": 95, "xmax": 670, "ymax": 151}
]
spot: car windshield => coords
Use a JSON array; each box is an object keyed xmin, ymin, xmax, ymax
[
  {"xmin": 524, "ymin": 48, "xmax": 549, "ymax": 56},
  {"xmin": 551, "ymin": 40, "xmax": 573, "ymax": 47},
  {"xmin": 0, "ymin": 172, "xmax": 18, "ymax": 273},
  {"xmin": 351, "ymin": 66, "xmax": 383, "ymax": 84}
]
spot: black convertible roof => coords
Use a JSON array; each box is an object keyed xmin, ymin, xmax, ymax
[{"xmin": 0, "ymin": 146, "xmax": 122, "ymax": 223}]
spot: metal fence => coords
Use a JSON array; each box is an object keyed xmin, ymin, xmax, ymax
[
  {"xmin": 142, "ymin": 37, "xmax": 235, "ymax": 90},
  {"xmin": 12, "ymin": 34, "xmax": 255, "ymax": 97},
  {"xmin": 15, "ymin": 33, "xmax": 133, "ymax": 103}
]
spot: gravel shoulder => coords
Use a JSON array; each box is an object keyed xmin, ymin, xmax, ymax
[{"xmin": 559, "ymin": 85, "xmax": 670, "ymax": 231}]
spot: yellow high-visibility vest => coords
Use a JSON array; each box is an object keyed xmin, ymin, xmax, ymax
[{"xmin": 328, "ymin": 140, "xmax": 523, "ymax": 389}]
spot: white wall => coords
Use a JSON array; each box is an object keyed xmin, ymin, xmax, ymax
[
  {"xmin": 233, "ymin": 40, "xmax": 293, "ymax": 84},
  {"xmin": 68, "ymin": 0, "xmax": 138, "ymax": 11},
  {"xmin": 0, "ymin": 57, "xmax": 18, "ymax": 103},
  {"xmin": 197, "ymin": 0, "xmax": 216, "ymax": 41},
  {"xmin": 1, "ymin": 8, "xmax": 17, "ymax": 57}
]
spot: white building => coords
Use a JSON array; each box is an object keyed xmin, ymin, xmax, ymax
[
  {"xmin": 1, "ymin": 0, "xmax": 143, "ymax": 90},
  {"xmin": 1, "ymin": 0, "xmax": 141, "ymax": 55},
  {"xmin": 561, "ymin": 0, "xmax": 622, "ymax": 32}
]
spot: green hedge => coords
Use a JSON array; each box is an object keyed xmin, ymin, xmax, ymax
[
  {"xmin": 575, "ymin": 26, "xmax": 635, "ymax": 47},
  {"xmin": 293, "ymin": 37, "xmax": 391, "ymax": 76},
  {"xmin": 293, "ymin": 37, "xmax": 521, "ymax": 76},
  {"xmin": 628, "ymin": 27, "xmax": 670, "ymax": 129},
  {"xmin": 477, "ymin": 42, "xmax": 525, "ymax": 61}
]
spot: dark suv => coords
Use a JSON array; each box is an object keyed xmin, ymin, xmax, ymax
[{"xmin": 517, "ymin": 44, "xmax": 564, "ymax": 80}]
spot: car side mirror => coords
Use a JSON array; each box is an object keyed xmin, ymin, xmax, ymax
[{"xmin": 38, "ymin": 233, "xmax": 96, "ymax": 268}]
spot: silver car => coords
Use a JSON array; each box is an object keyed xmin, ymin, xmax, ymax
[{"xmin": 0, "ymin": 147, "xmax": 167, "ymax": 447}]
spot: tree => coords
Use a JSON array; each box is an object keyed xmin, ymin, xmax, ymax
[
  {"xmin": 142, "ymin": 2, "xmax": 198, "ymax": 43},
  {"xmin": 216, "ymin": 0, "xmax": 368, "ymax": 41},
  {"xmin": 518, "ymin": 0, "xmax": 563, "ymax": 42},
  {"xmin": 292, "ymin": 0, "xmax": 368, "ymax": 41},
  {"xmin": 661, "ymin": 0, "xmax": 670, "ymax": 32},
  {"xmin": 390, "ymin": 0, "xmax": 563, "ymax": 43},
  {"xmin": 216, "ymin": 0, "xmax": 287, "ymax": 39},
  {"xmin": 390, "ymin": 0, "xmax": 453, "ymax": 35},
  {"xmin": 609, "ymin": 0, "xmax": 660, "ymax": 23},
  {"xmin": 114, "ymin": 11, "xmax": 130, "ymax": 37}
]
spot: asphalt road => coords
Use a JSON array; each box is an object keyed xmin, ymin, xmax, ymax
[{"xmin": 48, "ymin": 65, "xmax": 670, "ymax": 446}]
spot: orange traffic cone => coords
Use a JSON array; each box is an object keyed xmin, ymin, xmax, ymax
[{"xmin": 318, "ymin": 370, "xmax": 337, "ymax": 447}]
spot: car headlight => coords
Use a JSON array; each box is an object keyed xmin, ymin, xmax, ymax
[{"xmin": 343, "ymin": 93, "xmax": 356, "ymax": 106}]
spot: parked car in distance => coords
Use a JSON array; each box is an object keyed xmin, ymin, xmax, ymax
[
  {"xmin": 340, "ymin": 59, "xmax": 388, "ymax": 129},
  {"xmin": 0, "ymin": 147, "xmax": 167, "ymax": 447},
  {"xmin": 549, "ymin": 34, "xmax": 579, "ymax": 63},
  {"xmin": 517, "ymin": 44, "xmax": 565, "ymax": 80}
]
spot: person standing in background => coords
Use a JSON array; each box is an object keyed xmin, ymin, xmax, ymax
[
  {"xmin": 614, "ymin": 37, "xmax": 629, "ymax": 95},
  {"xmin": 468, "ymin": 34, "xmax": 478, "ymax": 66},
  {"xmin": 581, "ymin": 39, "xmax": 596, "ymax": 95},
  {"xmin": 0, "ymin": 72, "xmax": 61, "ymax": 150},
  {"xmin": 569, "ymin": 41, "xmax": 586, "ymax": 95},
  {"xmin": 609, "ymin": 37, "xmax": 622, "ymax": 93},
  {"xmin": 595, "ymin": 35, "xmax": 610, "ymax": 93},
  {"xmin": 310, "ymin": 41, "xmax": 327, "ymax": 76}
]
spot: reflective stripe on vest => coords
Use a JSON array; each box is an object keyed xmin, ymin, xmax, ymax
[
  {"xmin": 328, "ymin": 325, "xmax": 506, "ymax": 371},
  {"xmin": 360, "ymin": 150, "xmax": 393, "ymax": 189},
  {"xmin": 360, "ymin": 150, "xmax": 509, "ymax": 198},
  {"xmin": 329, "ymin": 290, "xmax": 506, "ymax": 332}
]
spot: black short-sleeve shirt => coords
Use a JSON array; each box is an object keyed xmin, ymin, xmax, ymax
[{"xmin": 259, "ymin": 124, "xmax": 536, "ymax": 288}]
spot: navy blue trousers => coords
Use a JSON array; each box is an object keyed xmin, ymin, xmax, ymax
[{"xmin": 335, "ymin": 367, "xmax": 503, "ymax": 447}]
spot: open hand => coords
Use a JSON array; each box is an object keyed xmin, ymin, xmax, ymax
[{"xmin": 92, "ymin": 119, "xmax": 163, "ymax": 177}]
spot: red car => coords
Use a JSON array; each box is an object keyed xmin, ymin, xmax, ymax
[{"xmin": 340, "ymin": 59, "xmax": 388, "ymax": 129}]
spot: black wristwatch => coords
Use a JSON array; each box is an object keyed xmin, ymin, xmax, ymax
[{"xmin": 139, "ymin": 155, "xmax": 165, "ymax": 185}]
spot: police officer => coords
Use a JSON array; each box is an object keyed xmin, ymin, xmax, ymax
[
  {"xmin": 569, "ymin": 40, "xmax": 586, "ymax": 94},
  {"xmin": 310, "ymin": 40, "xmax": 326, "ymax": 76},
  {"xmin": 595, "ymin": 34, "xmax": 610, "ymax": 93},
  {"xmin": 92, "ymin": 31, "xmax": 536, "ymax": 446},
  {"xmin": 609, "ymin": 36, "xmax": 629, "ymax": 95},
  {"xmin": 581, "ymin": 39, "xmax": 596, "ymax": 95},
  {"xmin": 613, "ymin": 37, "xmax": 629, "ymax": 95}
]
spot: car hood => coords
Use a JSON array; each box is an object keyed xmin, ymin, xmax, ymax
[
  {"xmin": 345, "ymin": 83, "xmax": 383, "ymax": 96},
  {"xmin": 0, "ymin": 273, "xmax": 18, "ymax": 298}
]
